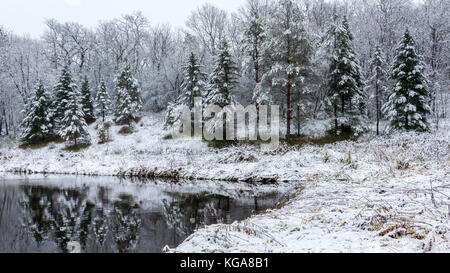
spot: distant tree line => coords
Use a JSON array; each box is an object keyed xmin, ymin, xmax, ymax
[{"xmin": 0, "ymin": 0, "xmax": 447, "ymax": 141}]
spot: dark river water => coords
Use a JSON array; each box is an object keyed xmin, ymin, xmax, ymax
[{"xmin": 0, "ymin": 175, "xmax": 282, "ymax": 253}]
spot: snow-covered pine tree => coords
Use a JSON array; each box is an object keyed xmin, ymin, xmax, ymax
[
  {"xmin": 383, "ymin": 29, "xmax": 431, "ymax": 132},
  {"xmin": 242, "ymin": 1, "xmax": 272, "ymax": 140},
  {"xmin": 115, "ymin": 89, "xmax": 134, "ymax": 125},
  {"xmin": 328, "ymin": 15, "xmax": 367, "ymax": 134},
  {"xmin": 368, "ymin": 45, "xmax": 387, "ymax": 135},
  {"xmin": 114, "ymin": 63, "xmax": 142, "ymax": 125},
  {"xmin": 259, "ymin": 0, "xmax": 312, "ymax": 138},
  {"xmin": 59, "ymin": 82, "xmax": 91, "ymax": 147},
  {"xmin": 204, "ymin": 41, "xmax": 239, "ymax": 139},
  {"xmin": 80, "ymin": 76, "xmax": 96, "ymax": 124},
  {"xmin": 164, "ymin": 102, "xmax": 178, "ymax": 130},
  {"xmin": 205, "ymin": 41, "xmax": 239, "ymax": 108},
  {"xmin": 95, "ymin": 80, "xmax": 111, "ymax": 123},
  {"xmin": 179, "ymin": 52, "xmax": 205, "ymax": 108},
  {"xmin": 242, "ymin": 1, "xmax": 266, "ymax": 104},
  {"xmin": 165, "ymin": 52, "xmax": 205, "ymax": 130},
  {"xmin": 20, "ymin": 80, "xmax": 55, "ymax": 145},
  {"xmin": 54, "ymin": 65, "xmax": 75, "ymax": 126},
  {"xmin": 97, "ymin": 122, "xmax": 112, "ymax": 144}
]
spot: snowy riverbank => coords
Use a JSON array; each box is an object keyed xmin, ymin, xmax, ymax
[
  {"xmin": 1, "ymin": 114, "xmax": 294, "ymax": 182},
  {"xmin": 171, "ymin": 122, "xmax": 449, "ymax": 253},
  {"xmin": 1, "ymin": 113, "xmax": 449, "ymax": 252}
]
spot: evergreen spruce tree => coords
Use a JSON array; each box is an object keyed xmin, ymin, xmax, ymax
[
  {"xmin": 205, "ymin": 41, "xmax": 239, "ymax": 108},
  {"xmin": 96, "ymin": 80, "xmax": 113, "ymax": 145},
  {"xmin": 204, "ymin": 41, "xmax": 239, "ymax": 139},
  {"xmin": 80, "ymin": 76, "xmax": 96, "ymax": 124},
  {"xmin": 242, "ymin": 2, "xmax": 266, "ymax": 103},
  {"xmin": 260, "ymin": 0, "xmax": 312, "ymax": 138},
  {"xmin": 179, "ymin": 53, "xmax": 206, "ymax": 108},
  {"xmin": 20, "ymin": 80, "xmax": 55, "ymax": 145},
  {"xmin": 97, "ymin": 122, "xmax": 112, "ymax": 144},
  {"xmin": 383, "ymin": 29, "xmax": 431, "ymax": 132},
  {"xmin": 59, "ymin": 82, "xmax": 91, "ymax": 147},
  {"xmin": 54, "ymin": 66, "xmax": 74, "ymax": 126},
  {"xmin": 114, "ymin": 63, "xmax": 142, "ymax": 125},
  {"xmin": 242, "ymin": 2, "xmax": 270, "ymax": 139},
  {"xmin": 95, "ymin": 80, "xmax": 111, "ymax": 123},
  {"xmin": 368, "ymin": 45, "xmax": 387, "ymax": 135},
  {"xmin": 164, "ymin": 102, "xmax": 178, "ymax": 130},
  {"xmin": 328, "ymin": 16, "xmax": 367, "ymax": 134},
  {"xmin": 165, "ymin": 52, "xmax": 205, "ymax": 129}
]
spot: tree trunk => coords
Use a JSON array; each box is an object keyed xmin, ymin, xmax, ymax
[
  {"xmin": 332, "ymin": 19, "xmax": 338, "ymax": 134},
  {"xmin": 341, "ymin": 96, "xmax": 346, "ymax": 131},
  {"xmin": 297, "ymin": 104, "xmax": 300, "ymax": 136},
  {"xmin": 285, "ymin": 79, "xmax": 292, "ymax": 139},
  {"xmin": 313, "ymin": 98, "xmax": 319, "ymax": 119},
  {"xmin": 405, "ymin": 112, "xmax": 409, "ymax": 131},
  {"xmin": 285, "ymin": 6, "xmax": 292, "ymax": 140},
  {"xmin": 254, "ymin": 43, "xmax": 260, "ymax": 140},
  {"xmin": 0, "ymin": 104, "xmax": 3, "ymax": 135},
  {"xmin": 254, "ymin": 43, "xmax": 260, "ymax": 84},
  {"xmin": 405, "ymin": 90, "xmax": 409, "ymax": 130},
  {"xmin": 3, "ymin": 108, "xmax": 8, "ymax": 136},
  {"xmin": 375, "ymin": 77, "xmax": 380, "ymax": 136},
  {"xmin": 334, "ymin": 103, "xmax": 338, "ymax": 132}
]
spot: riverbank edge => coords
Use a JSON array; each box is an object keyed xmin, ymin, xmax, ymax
[{"xmin": 0, "ymin": 168, "xmax": 282, "ymax": 184}]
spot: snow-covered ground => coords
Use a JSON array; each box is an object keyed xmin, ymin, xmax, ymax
[
  {"xmin": 172, "ymin": 122, "xmax": 449, "ymax": 253},
  {"xmin": 0, "ymin": 114, "xmax": 295, "ymax": 182},
  {"xmin": 0, "ymin": 114, "xmax": 449, "ymax": 252}
]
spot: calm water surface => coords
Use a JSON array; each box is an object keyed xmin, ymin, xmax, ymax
[{"xmin": 0, "ymin": 175, "xmax": 281, "ymax": 253}]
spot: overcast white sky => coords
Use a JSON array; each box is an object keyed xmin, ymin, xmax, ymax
[{"xmin": 0, "ymin": 0, "xmax": 245, "ymax": 38}]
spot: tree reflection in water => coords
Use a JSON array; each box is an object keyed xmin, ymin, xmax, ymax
[
  {"xmin": 0, "ymin": 180, "xmax": 280, "ymax": 253},
  {"xmin": 112, "ymin": 194, "xmax": 142, "ymax": 253},
  {"xmin": 162, "ymin": 193, "xmax": 232, "ymax": 238}
]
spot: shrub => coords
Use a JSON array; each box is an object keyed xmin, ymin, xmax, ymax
[
  {"xmin": 118, "ymin": 125, "xmax": 134, "ymax": 135},
  {"xmin": 98, "ymin": 122, "xmax": 112, "ymax": 144}
]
